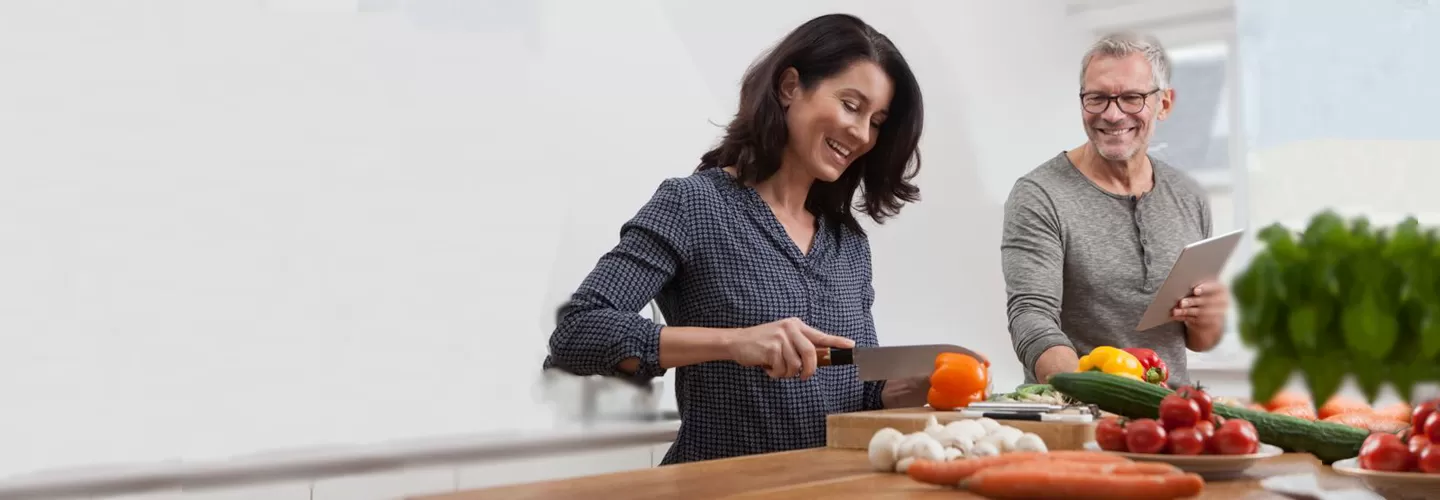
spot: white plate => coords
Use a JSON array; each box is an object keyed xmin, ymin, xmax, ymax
[
  {"xmin": 1083, "ymin": 441, "xmax": 1283, "ymax": 479},
  {"xmin": 1332, "ymin": 458, "xmax": 1440, "ymax": 500}
]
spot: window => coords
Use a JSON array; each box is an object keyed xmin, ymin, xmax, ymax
[
  {"xmin": 1149, "ymin": 42, "xmax": 1233, "ymax": 189},
  {"xmin": 1162, "ymin": 40, "xmax": 1251, "ymax": 371}
]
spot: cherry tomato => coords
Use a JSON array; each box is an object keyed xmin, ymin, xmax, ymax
[
  {"xmin": 1414, "ymin": 401, "xmax": 1438, "ymax": 433},
  {"xmin": 1427, "ymin": 412, "xmax": 1440, "ymax": 443},
  {"xmin": 1213, "ymin": 418, "xmax": 1260, "ymax": 455},
  {"xmin": 1359, "ymin": 432, "xmax": 1413, "ymax": 472},
  {"xmin": 1194, "ymin": 420, "xmax": 1215, "ymax": 439},
  {"xmin": 1419, "ymin": 443, "xmax": 1440, "ymax": 474},
  {"xmin": 1159, "ymin": 394, "xmax": 1201, "ymax": 430},
  {"xmin": 1125, "ymin": 418, "xmax": 1168, "ymax": 454},
  {"xmin": 1411, "ymin": 435, "xmax": 1432, "ymax": 456},
  {"xmin": 1167, "ymin": 427, "xmax": 1206, "ymax": 455},
  {"xmin": 1176, "ymin": 385, "xmax": 1214, "ymax": 422},
  {"xmin": 1096, "ymin": 416, "xmax": 1129, "ymax": 452},
  {"xmin": 1192, "ymin": 420, "xmax": 1216, "ymax": 454}
]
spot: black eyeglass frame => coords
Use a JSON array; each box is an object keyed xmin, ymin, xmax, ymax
[{"xmin": 1079, "ymin": 88, "xmax": 1162, "ymax": 115}]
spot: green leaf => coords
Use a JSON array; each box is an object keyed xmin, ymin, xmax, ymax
[
  {"xmin": 1423, "ymin": 308, "xmax": 1440, "ymax": 360},
  {"xmin": 1287, "ymin": 304, "xmax": 1320, "ymax": 352},
  {"xmin": 1299, "ymin": 354, "xmax": 1345, "ymax": 408},
  {"xmin": 1342, "ymin": 294, "xmax": 1399, "ymax": 360},
  {"xmin": 1249, "ymin": 350, "xmax": 1295, "ymax": 404}
]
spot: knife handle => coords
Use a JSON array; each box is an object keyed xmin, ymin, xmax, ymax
[{"xmin": 815, "ymin": 348, "xmax": 853, "ymax": 367}]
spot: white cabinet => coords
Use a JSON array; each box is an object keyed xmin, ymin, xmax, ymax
[
  {"xmin": 455, "ymin": 445, "xmax": 653, "ymax": 490},
  {"xmin": 310, "ymin": 466, "xmax": 455, "ymax": 500},
  {"xmin": 93, "ymin": 482, "xmax": 311, "ymax": 500},
  {"xmin": 76, "ymin": 442, "xmax": 674, "ymax": 499}
]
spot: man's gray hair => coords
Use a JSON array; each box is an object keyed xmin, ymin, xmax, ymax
[{"xmin": 1079, "ymin": 32, "xmax": 1172, "ymax": 90}]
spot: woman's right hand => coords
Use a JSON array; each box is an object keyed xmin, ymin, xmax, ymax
[{"xmin": 726, "ymin": 317, "xmax": 855, "ymax": 380}]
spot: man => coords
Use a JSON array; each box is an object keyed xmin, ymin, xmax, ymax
[{"xmin": 1002, "ymin": 32, "xmax": 1228, "ymax": 387}]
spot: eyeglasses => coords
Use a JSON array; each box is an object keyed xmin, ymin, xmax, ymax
[{"xmin": 1080, "ymin": 88, "xmax": 1161, "ymax": 114}]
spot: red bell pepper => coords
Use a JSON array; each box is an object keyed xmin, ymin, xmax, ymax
[{"xmin": 1122, "ymin": 347, "xmax": 1169, "ymax": 385}]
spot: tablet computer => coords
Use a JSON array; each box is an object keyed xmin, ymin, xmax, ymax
[{"xmin": 1135, "ymin": 228, "xmax": 1247, "ymax": 331}]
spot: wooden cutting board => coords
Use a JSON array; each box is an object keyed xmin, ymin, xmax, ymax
[{"xmin": 826, "ymin": 407, "xmax": 1096, "ymax": 451}]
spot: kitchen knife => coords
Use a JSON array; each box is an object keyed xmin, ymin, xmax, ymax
[{"xmin": 816, "ymin": 344, "xmax": 986, "ymax": 381}]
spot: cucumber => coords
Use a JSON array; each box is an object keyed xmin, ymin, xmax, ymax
[{"xmin": 1050, "ymin": 371, "xmax": 1367, "ymax": 464}]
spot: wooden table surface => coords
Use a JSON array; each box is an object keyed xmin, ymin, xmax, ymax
[{"xmin": 410, "ymin": 448, "xmax": 1370, "ymax": 500}]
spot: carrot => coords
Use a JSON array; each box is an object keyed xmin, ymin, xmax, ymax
[
  {"xmin": 1271, "ymin": 404, "xmax": 1318, "ymax": 421},
  {"xmin": 961, "ymin": 469, "xmax": 1206, "ymax": 499},
  {"xmin": 1374, "ymin": 402, "xmax": 1413, "ymax": 422},
  {"xmin": 1266, "ymin": 390, "xmax": 1311, "ymax": 411},
  {"xmin": 1319, "ymin": 395, "xmax": 1372, "ymax": 420},
  {"xmin": 1322, "ymin": 412, "xmax": 1412, "ymax": 433},
  {"xmin": 905, "ymin": 452, "xmax": 1131, "ymax": 486},
  {"xmin": 1041, "ymin": 450, "xmax": 1136, "ymax": 463},
  {"xmin": 984, "ymin": 460, "xmax": 1183, "ymax": 476}
]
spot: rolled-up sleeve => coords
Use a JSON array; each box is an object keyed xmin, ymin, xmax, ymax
[
  {"xmin": 544, "ymin": 179, "xmax": 688, "ymax": 382},
  {"xmin": 1001, "ymin": 179, "xmax": 1073, "ymax": 382}
]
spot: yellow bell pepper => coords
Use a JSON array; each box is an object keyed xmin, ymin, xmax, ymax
[{"xmin": 1077, "ymin": 346, "xmax": 1145, "ymax": 381}]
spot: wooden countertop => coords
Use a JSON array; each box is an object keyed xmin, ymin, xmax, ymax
[{"xmin": 410, "ymin": 448, "xmax": 1371, "ymax": 500}]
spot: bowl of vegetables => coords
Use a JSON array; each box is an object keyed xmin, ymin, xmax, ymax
[
  {"xmin": 1083, "ymin": 385, "xmax": 1283, "ymax": 479},
  {"xmin": 1331, "ymin": 398, "xmax": 1440, "ymax": 499}
]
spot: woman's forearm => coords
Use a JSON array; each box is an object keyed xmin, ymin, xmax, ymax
[{"xmin": 618, "ymin": 326, "xmax": 736, "ymax": 374}]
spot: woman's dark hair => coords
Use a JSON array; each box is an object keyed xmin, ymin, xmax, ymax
[{"xmin": 698, "ymin": 13, "xmax": 923, "ymax": 236}]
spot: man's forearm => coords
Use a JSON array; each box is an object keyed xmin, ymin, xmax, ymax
[{"xmin": 1033, "ymin": 345, "xmax": 1080, "ymax": 383}]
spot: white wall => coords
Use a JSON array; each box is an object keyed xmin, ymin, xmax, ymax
[{"xmin": 0, "ymin": 0, "xmax": 1089, "ymax": 484}]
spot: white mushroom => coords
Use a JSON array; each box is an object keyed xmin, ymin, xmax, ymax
[
  {"xmin": 1013, "ymin": 433, "xmax": 1048, "ymax": 453},
  {"xmin": 976, "ymin": 417, "xmax": 1002, "ymax": 434},
  {"xmin": 895, "ymin": 456, "xmax": 917, "ymax": 473},
  {"xmin": 867, "ymin": 427, "xmax": 904, "ymax": 472},
  {"xmin": 924, "ymin": 416, "xmax": 956, "ymax": 446},
  {"xmin": 948, "ymin": 434, "xmax": 976, "ymax": 455},
  {"xmin": 993, "ymin": 426, "xmax": 1025, "ymax": 452},
  {"xmin": 945, "ymin": 420, "xmax": 988, "ymax": 443},
  {"xmin": 970, "ymin": 441, "xmax": 1001, "ymax": 457},
  {"xmin": 944, "ymin": 447, "xmax": 965, "ymax": 461},
  {"xmin": 978, "ymin": 434, "xmax": 1009, "ymax": 453},
  {"xmin": 909, "ymin": 437, "xmax": 946, "ymax": 462},
  {"xmin": 897, "ymin": 432, "xmax": 936, "ymax": 460}
]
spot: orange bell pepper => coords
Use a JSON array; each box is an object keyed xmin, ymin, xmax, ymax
[{"xmin": 928, "ymin": 352, "xmax": 989, "ymax": 410}]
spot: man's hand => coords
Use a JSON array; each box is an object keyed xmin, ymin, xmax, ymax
[
  {"xmin": 1173, "ymin": 281, "xmax": 1228, "ymax": 351},
  {"xmin": 881, "ymin": 375, "xmax": 931, "ymax": 409}
]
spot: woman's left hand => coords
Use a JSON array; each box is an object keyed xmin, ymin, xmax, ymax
[{"xmin": 882, "ymin": 375, "xmax": 931, "ymax": 409}]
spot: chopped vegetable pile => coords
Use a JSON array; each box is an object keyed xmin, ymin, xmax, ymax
[{"xmin": 988, "ymin": 384, "xmax": 1076, "ymax": 405}]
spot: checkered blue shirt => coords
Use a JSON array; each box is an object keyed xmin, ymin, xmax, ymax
[{"xmin": 544, "ymin": 168, "xmax": 887, "ymax": 465}]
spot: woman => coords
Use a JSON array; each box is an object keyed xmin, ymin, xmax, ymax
[{"xmin": 544, "ymin": 13, "xmax": 927, "ymax": 465}]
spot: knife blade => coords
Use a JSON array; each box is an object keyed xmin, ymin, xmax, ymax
[{"xmin": 816, "ymin": 344, "xmax": 986, "ymax": 381}]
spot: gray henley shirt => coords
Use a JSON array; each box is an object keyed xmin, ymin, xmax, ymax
[{"xmin": 1002, "ymin": 152, "xmax": 1213, "ymax": 387}]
